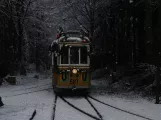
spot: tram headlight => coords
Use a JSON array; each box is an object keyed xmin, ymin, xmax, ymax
[{"xmin": 72, "ymin": 69, "xmax": 77, "ymax": 74}]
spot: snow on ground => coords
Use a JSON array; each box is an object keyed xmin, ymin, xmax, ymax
[
  {"xmin": 0, "ymin": 72, "xmax": 54, "ymax": 120},
  {"xmin": 90, "ymin": 98, "xmax": 146, "ymax": 120},
  {"xmin": 90, "ymin": 77, "xmax": 161, "ymax": 120},
  {"xmin": 0, "ymin": 72, "xmax": 161, "ymax": 120},
  {"xmin": 0, "ymin": 106, "xmax": 35, "ymax": 120},
  {"xmin": 0, "ymin": 72, "xmax": 51, "ymax": 95},
  {"xmin": 65, "ymin": 96, "xmax": 97, "ymax": 117},
  {"xmin": 55, "ymin": 97, "xmax": 94, "ymax": 120},
  {"xmin": 89, "ymin": 95, "xmax": 161, "ymax": 120}
]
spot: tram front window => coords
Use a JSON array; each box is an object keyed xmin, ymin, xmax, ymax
[
  {"xmin": 70, "ymin": 47, "xmax": 79, "ymax": 64},
  {"xmin": 60, "ymin": 46, "xmax": 88, "ymax": 65},
  {"xmin": 80, "ymin": 47, "xmax": 87, "ymax": 64},
  {"xmin": 61, "ymin": 46, "xmax": 68, "ymax": 64}
]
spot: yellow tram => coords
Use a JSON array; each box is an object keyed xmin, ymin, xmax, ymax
[{"xmin": 50, "ymin": 31, "xmax": 91, "ymax": 91}]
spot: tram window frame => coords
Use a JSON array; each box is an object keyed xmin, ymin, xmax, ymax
[
  {"xmin": 70, "ymin": 47, "xmax": 79, "ymax": 64},
  {"xmin": 60, "ymin": 45, "xmax": 69, "ymax": 64},
  {"xmin": 59, "ymin": 45, "xmax": 90, "ymax": 66},
  {"xmin": 80, "ymin": 46, "xmax": 88, "ymax": 64}
]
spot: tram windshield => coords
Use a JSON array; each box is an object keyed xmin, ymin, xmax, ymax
[
  {"xmin": 80, "ymin": 46, "xmax": 87, "ymax": 64},
  {"xmin": 70, "ymin": 47, "xmax": 79, "ymax": 64},
  {"xmin": 61, "ymin": 46, "xmax": 68, "ymax": 64},
  {"xmin": 60, "ymin": 46, "xmax": 89, "ymax": 65}
]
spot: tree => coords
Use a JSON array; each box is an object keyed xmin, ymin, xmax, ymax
[
  {"xmin": 0, "ymin": 0, "xmax": 18, "ymax": 77},
  {"xmin": 24, "ymin": 0, "xmax": 56, "ymax": 71},
  {"xmin": 0, "ymin": 97, "xmax": 4, "ymax": 107}
]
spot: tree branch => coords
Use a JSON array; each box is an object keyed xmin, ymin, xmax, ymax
[{"xmin": 22, "ymin": 0, "xmax": 33, "ymax": 24}]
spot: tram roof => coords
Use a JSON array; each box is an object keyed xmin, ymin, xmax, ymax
[{"xmin": 58, "ymin": 31, "xmax": 90, "ymax": 43}]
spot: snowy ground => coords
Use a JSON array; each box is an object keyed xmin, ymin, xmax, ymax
[{"xmin": 0, "ymin": 72, "xmax": 161, "ymax": 120}]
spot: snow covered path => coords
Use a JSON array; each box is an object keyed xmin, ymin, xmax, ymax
[
  {"xmin": 0, "ymin": 73, "xmax": 161, "ymax": 120},
  {"xmin": 0, "ymin": 73, "xmax": 54, "ymax": 120},
  {"xmin": 88, "ymin": 96, "xmax": 150, "ymax": 120},
  {"xmin": 90, "ymin": 78, "xmax": 161, "ymax": 120},
  {"xmin": 55, "ymin": 96, "xmax": 96, "ymax": 120}
]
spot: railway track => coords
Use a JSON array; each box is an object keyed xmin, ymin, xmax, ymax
[
  {"xmin": 13, "ymin": 83, "xmax": 51, "ymax": 92},
  {"xmin": 88, "ymin": 95, "xmax": 154, "ymax": 120},
  {"xmin": 85, "ymin": 96, "xmax": 103, "ymax": 120},
  {"xmin": 52, "ymin": 94, "xmax": 155, "ymax": 120},
  {"xmin": 52, "ymin": 94, "xmax": 58, "ymax": 120},
  {"xmin": 2, "ymin": 87, "xmax": 52, "ymax": 98},
  {"xmin": 52, "ymin": 93, "xmax": 103, "ymax": 120},
  {"xmin": 0, "ymin": 83, "xmax": 51, "ymax": 94}
]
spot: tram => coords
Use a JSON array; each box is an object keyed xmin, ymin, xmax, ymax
[{"xmin": 49, "ymin": 31, "xmax": 91, "ymax": 91}]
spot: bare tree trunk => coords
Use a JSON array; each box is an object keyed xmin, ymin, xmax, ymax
[
  {"xmin": 155, "ymin": 66, "xmax": 160, "ymax": 104},
  {"xmin": 155, "ymin": 0, "xmax": 161, "ymax": 104},
  {"xmin": 145, "ymin": 0, "xmax": 153, "ymax": 61},
  {"xmin": 16, "ymin": 0, "xmax": 24, "ymax": 62},
  {"xmin": 0, "ymin": 97, "xmax": 4, "ymax": 107},
  {"xmin": 89, "ymin": 0, "xmax": 96, "ymax": 41},
  {"xmin": 0, "ymin": 77, "xmax": 3, "ymax": 86},
  {"xmin": 16, "ymin": 0, "xmax": 26, "ymax": 75}
]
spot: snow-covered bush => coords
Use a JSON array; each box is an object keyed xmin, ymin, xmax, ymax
[{"xmin": 136, "ymin": 63, "xmax": 157, "ymax": 80}]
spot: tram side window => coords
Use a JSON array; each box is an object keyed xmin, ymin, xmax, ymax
[
  {"xmin": 81, "ymin": 47, "xmax": 87, "ymax": 64},
  {"xmin": 70, "ymin": 47, "xmax": 79, "ymax": 64},
  {"xmin": 61, "ymin": 46, "xmax": 68, "ymax": 64}
]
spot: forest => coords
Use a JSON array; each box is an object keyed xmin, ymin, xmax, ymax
[{"xmin": 0, "ymin": 0, "xmax": 161, "ymax": 102}]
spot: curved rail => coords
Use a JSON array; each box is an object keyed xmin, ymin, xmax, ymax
[
  {"xmin": 88, "ymin": 95, "xmax": 154, "ymax": 120},
  {"xmin": 29, "ymin": 110, "xmax": 37, "ymax": 120},
  {"xmin": 85, "ymin": 96, "xmax": 103, "ymax": 120},
  {"xmin": 53, "ymin": 95, "xmax": 58, "ymax": 120},
  {"xmin": 13, "ymin": 83, "xmax": 51, "ymax": 92},
  {"xmin": 59, "ymin": 95, "xmax": 101, "ymax": 120},
  {"xmin": 3, "ymin": 87, "xmax": 52, "ymax": 97}
]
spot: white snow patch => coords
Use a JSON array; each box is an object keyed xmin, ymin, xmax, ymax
[
  {"xmin": 89, "ymin": 95, "xmax": 161, "ymax": 120},
  {"xmin": 0, "ymin": 73, "xmax": 161, "ymax": 120},
  {"xmin": 55, "ymin": 97, "xmax": 94, "ymax": 120},
  {"xmin": 0, "ymin": 72, "xmax": 54, "ymax": 120},
  {"xmin": 66, "ymin": 97, "xmax": 97, "ymax": 117}
]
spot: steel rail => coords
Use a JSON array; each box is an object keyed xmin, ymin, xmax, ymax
[
  {"xmin": 53, "ymin": 95, "xmax": 58, "ymax": 120},
  {"xmin": 59, "ymin": 95, "xmax": 101, "ymax": 120},
  {"xmin": 3, "ymin": 88, "xmax": 52, "ymax": 97},
  {"xmin": 85, "ymin": 96, "xmax": 103, "ymax": 120},
  {"xmin": 88, "ymin": 95, "xmax": 154, "ymax": 120}
]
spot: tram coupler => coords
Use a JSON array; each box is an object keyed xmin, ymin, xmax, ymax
[{"xmin": 72, "ymin": 86, "xmax": 77, "ymax": 91}]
